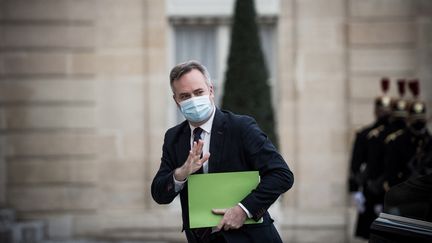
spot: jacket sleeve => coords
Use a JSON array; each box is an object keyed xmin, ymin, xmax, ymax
[
  {"xmin": 239, "ymin": 117, "xmax": 294, "ymax": 221},
  {"xmin": 151, "ymin": 132, "xmax": 180, "ymax": 204}
]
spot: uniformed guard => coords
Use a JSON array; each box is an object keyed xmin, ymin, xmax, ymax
[
  {"xmin": 405, "ymin": 79, "xmax": 432, "ymax": 178},
  {"xmin": 368, "ymin": 79, "xmax": 410, "ymax": 193},
  {"xmin": 383, "ymin": 79, "xmax": 432, "ymax": 222},
  {"xmin": 383, "ymin": 79, "xmax": 432, "ymax": 190},
  {"xmin": 348, "ymin": 77, "xmax": 392, "ymax": 239}
]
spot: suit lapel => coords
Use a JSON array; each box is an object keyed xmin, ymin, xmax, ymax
[
  {"xmin": 209, "ymin": 109, "xmax": 226, "ymax": 172},
  {"xmin": 175, "ymin": 123, "xmax": 191, "ymax": 168}
]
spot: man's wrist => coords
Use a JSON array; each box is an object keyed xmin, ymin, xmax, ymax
[
  {"xmin": 174, "ymin": 167, "xmax": 187, "ymax": 181},
  {"xmin": 237, "ymin": 203, "xmax": 252, "ymax": 218},
  {"xmin": 173, "ymin": 174, "xmax": 187, "ymax": 193}
]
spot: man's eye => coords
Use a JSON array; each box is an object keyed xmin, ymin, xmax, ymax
[{"xmin": 180, "ymin": 95, "xmax": 190, "ymax": 100}]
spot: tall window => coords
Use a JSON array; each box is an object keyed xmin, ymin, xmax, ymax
[
  {"xmin": 260, "ymin": 24, "xmax": 277, "ymax": 87},
  {"xmin": 175, "ymin": 26, "xmax": 217, "ymax": 76},
  {"xmin": 173, "ymin": 24, "xmax": 220, "ymax": 123}
]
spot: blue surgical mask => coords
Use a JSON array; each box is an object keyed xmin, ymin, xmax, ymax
[{"xmin": 179, "ymin": 95, "xmax": 213, "ymax": 123}]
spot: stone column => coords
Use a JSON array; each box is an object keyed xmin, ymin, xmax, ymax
[
  {"xmin": 348, "ymin": 0, "xmax": 417, "ymax": 128},
  {"xmin": 415, "ymin": 0, "xmax": 432, "ymax": 117},
  {"xmin": 0, "ymin": 0, "xmax": 98, "ymax": 238},
  {"xmin": 0, "ymin": 4, "xmax": 5, "ymax": 204},
  {"xmin": 278, "ymin": 0, "xmax": 349, "ymax": 241},
  {"xmin": 278, "ymin": 0, "xmax": 297, "ymax": 209}
]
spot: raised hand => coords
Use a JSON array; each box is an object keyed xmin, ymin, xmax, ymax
[{"xmin": 174, "ymin": 139, "xmax": 210, "ymax": 181}]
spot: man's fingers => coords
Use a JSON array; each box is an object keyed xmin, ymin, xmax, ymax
[
  {"xmin": 187, "ymin": 150, "xmax": 203, "ymax": 162},
  {"xmin": 186, "ymin": 142, "xmax": 210, "ymax": 174},
  {"xmin": 187, "ymin": 150, "xmax": 198, "ymax": 163},
  {"xmin": 191, "ymin": 141, "xmax": 199, "ymax": 155},
  {"xmin": 223, "ymin": 224, "xmax": 231, "ymax": 231},
  {"xmin": 212, "ymin": 208, "xmax": 227, "ymax": 215},
  {"xmin": 201, "ymin": 153, "xmax": 210, "ymax": 162},
  {"xmin": 214, "ymin": 208, "xmax": 227, "ymax": 231},
  {"xmin": 216, "ymin": 220, "xmax": 224, "ymax": 231},
  {"xmin": 192, "ymin": 140, "xmax": 204, "ymax": 156}
]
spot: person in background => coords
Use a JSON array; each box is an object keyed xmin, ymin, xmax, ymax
[
  {"xmin": 383, "ymin": 79, "xmax": 431, "ymax": 190},
  {"xmin": 361, "ymin": 79, "xmax": 410, "ymax": 218},
  {"xmin": 383, "ymin": 79, "xmax": 432, "ymax": 222},
  {"xmin": 355, "ymin": 79, "xmax": 411, "ymax": 239},
  {"xmin": 348, "ymin": 77, "xmax": 392, "ymax": 239}
]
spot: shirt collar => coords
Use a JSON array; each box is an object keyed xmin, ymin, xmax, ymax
[{"xmin": 189, "ymin": 105, "xmax": 216, "ymax": 134}]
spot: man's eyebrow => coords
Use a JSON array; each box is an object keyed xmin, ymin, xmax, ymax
[
  {"xmin": 178, "ymin": 92, "xmax": 190, "ymax": 96},
  {"xmin": 177, "ymin": 88, "xmax": 204, "ymax": 97}
]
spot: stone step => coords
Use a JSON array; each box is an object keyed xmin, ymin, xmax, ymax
[
  {"xmin": 0, "ymin": 208, "xmax": 16, "ymax": 243},
  {"xmin": 100, "ymin": 228, "xmax": 184, "ymax": 243},
  {"xmin": 2, "ymin": 219, "xmax": 46, "ymax": 243},
  {"xmin": 0, "ymin": 208, "xmax": 16, "ymax": 228}
]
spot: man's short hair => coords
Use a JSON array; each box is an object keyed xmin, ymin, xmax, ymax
[{"xmin": 169, "ymin": 60, "xmax": 212, "ymax": 91}]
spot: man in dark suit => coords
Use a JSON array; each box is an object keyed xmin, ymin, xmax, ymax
[{"xmin": 151, "ymin": 60, "xmax": 294, "ymax": 243}]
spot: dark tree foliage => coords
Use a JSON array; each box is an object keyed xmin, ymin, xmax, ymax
[{"xmin": 222, "ymin": 0, "xmax": 278, "ymax": 146}]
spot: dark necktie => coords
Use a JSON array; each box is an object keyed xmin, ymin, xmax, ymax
[
  {"xmin": 193, "ymin": 127, "xmax": 204, "ymax": 174},
  {"xmin": 193, "ymin": 127, "xmax": 203, "ymax": 144},
  {"xmin": 191, "ymin": 127, "xmax": 212, "ymax": 241},
  {"xmin": 193, "ymin": 127, "xmax": 204, "ymax": 159}
]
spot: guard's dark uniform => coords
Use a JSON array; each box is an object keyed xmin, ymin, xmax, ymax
[
  {"xmin": 383, "ymin": 85, "xmax": 432, "ymax": 222},
  {"xmin": 383, "ymin": 127, "xmax": 432, "ymax": 188},
  {"xmin": 353, "ymin": 116, "xmax": 397, "ymax": 239},
  {"xmin": 348, "ymin": 77, "xmax": 394, "ymax": 239},
  {"xmin": 348, "ymin": 119, "xmax": 385, "ymax": 193}
]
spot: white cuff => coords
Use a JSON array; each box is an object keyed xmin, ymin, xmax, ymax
[
  {"xmin": 238, "ymin": 203, "xmax": 252, "ymax": 218},
  {"xmin": 173, "ymin": 174, "xmax": 187, "ymax": 193}
]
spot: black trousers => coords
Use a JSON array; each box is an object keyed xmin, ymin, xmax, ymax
[{"xmin": 185, "ymin": 229, "xmax": 226, "ymax": 243}]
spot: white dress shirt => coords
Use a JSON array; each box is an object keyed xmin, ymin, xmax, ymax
[
  {"xmin": 173, "ymin": 106, "xmax": 215, "ymax": 191},
  {"xmin": 173, "ymin": 106, "xmax": 252, "ymax": 218}
]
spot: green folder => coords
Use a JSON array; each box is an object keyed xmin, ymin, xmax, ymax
[{"xmin": 188, "ymin": 171, "xmax": 262, "ymax": 229}]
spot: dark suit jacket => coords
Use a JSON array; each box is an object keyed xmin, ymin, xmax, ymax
[{"xmin": 151, "ymin": 108, "xmax": 294, "ymax": 242}]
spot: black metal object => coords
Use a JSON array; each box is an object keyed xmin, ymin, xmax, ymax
[{"xmin": 369, "ymin": 213, "xmax": 432, "ymax": 243}]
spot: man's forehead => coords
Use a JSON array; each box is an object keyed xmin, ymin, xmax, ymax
[
  {"xmin": 175, "ymin": 86, "xmax": 210, "ymax": 97},
  {"xmin": 173, "ymin": 78, "xmax": 208, "ymax": 91}
]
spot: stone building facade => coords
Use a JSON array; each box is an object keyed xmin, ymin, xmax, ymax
[{"xmin": 0, "ymin": 0, "xmax": 431, "ymax": 242}]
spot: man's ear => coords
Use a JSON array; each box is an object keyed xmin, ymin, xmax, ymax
[{"xmin": 209, "ymin": 84, "xmax": 214, "ymax": 95}]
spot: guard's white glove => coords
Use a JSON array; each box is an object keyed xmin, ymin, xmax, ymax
[
  {"xmin": 374, "ymin": 204, "xmax": 383, "ymax": 215},
  {"xmin": 352, "ymin": 191, "xmax": 365, "ymax": 213}
]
